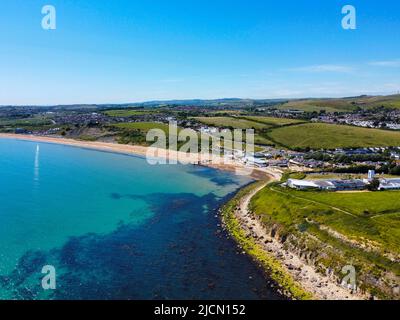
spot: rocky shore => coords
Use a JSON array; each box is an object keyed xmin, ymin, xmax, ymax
[{"xmin": 222, "ymin": 181, "xmax": 369, "ymax": 300}]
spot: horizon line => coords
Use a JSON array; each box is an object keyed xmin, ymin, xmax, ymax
[{"xmin": 1, "ymin": 93, "xmax": 400, "ymax": 108}]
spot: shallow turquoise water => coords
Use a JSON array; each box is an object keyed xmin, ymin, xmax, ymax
[{"xmin": 0, "ymin": 138, "xmax": 282, "ymax": 300}]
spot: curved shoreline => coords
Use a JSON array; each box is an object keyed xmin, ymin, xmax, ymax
[
  {"xmin": 221, "ymin": 181, "xmax": 369, "ymax": 300},
  {"xmin": 0, "ymin": 133, "xmax": 363, "ymax": 299},
  {"xmin": 0, "ymin": 133, "xmax": 276, "ymax": 181}
]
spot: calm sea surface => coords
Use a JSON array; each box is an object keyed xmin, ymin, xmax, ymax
[{"xmin": 0, "ymin": 138, "xmax": 283, "ymax": 300}]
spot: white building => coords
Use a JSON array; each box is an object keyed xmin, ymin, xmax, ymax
[
  {"xmin": 286, "ymin": 179, "xmax": 320, "ymax": 190},
  {"xmin": 286, "ymin": 179, "xmax": 366, "ymax": 191},
  {"xmin": 368, "ymin": 170, "xmax": 376, "ymax": 180},
  {"xmin": 244, "ymin": 155, "xmax": 267, "ymax": 167},
  {"xmin": 378, "ymin": 178, "xmax": 400, "ymax": 190},
  {"xmin": 286, "ymin": 175, "xmax": 400, "ymax": 192}
]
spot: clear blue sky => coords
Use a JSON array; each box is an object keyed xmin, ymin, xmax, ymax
[{"xmin": 1, "ymin": 0, "xmax": 400, "ymax": 105}]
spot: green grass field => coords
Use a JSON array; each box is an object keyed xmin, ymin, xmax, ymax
[
  {"xmin": 252, "ymin": 185, "xmax": 400, "ymax": 254},
  {"xmin": 241, "ymin": 116, "xmax": 305, "ymax": 126},
  {"xmin": 268, "ymin": 123, "xmax": 400, "ymax": 149},
  {"xmin": 193, "ymin": 116, "xmax": 267, "ymax": 129},
  {"xmin": 278, "ymin": 95, "xmax": 400, "ymax": 112},
  {"xmin": 353, "ymin": 95, "xmax": 400, "ymax": 110},
  {"xmin": 254, "ymin": 134, "xmax": 275, "ymax": 146},
  {"xmin": 278, "ymin": 99, "xmax": 357, "ymax": 113},
  {"xmin": 0, "ymin": 117, "xmax": 53, "ymax": 128},
  {"xmin": 194, "ymin": 116, "xmax": 303, "ymax": 129},
  {"xmin": 301, "ymin": 191, "xmax": 400, "ymax": 217},
  {"xmin": 250, "ymin": 184, "xmax": 400, "ymax": 298},
  {"xmin": 111, "ymin": 122, "xmax": 170, "ymax": 132},
  {"xmin": 194, "ymin": 116, "xmax": 303, "ymax": 146}
]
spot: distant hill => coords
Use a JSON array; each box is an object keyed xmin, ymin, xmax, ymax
[
  {"xmin": 130, "ymin": 98, "xmax": 286, "ymax": 108},
  {"xmin": 2, "ymin": 95, "xmax": 400, "ymax": 111},
  {"xmin": 267, "ymin": 122, "xmax": 400, "ymax": 150},
  {"xmin": 278, "ymin": 94, "xmax": 400, "ymax": 113},
  {"xmin": 0, "ymin": 98, "xmax": 286, "ymax": 110}
]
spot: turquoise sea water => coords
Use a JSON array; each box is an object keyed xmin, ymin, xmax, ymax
[{"xmin": 0, "ymin": 138, "xmax": 282, "ymax": 300}]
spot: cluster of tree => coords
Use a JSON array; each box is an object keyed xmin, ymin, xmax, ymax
[
  {"xmin": 292, "ymin": 146, "xmax": 312, "ymax": 152},
  {"xmin": 389, "ymin": 166, "xmax": 400, "ymax": 175},
  {"xmin": 379, "ymin": 163, "xmax": 400, "ymax": 175},
  {"xmin": 304, "ymin": 152, "xmax": 389, "ymax": 164},
  {"xmin": 116, "ymin": 129, "xmax": 148, "ymax": 145},
  {"xmin": 304, "ymin": 152, "xmax": 331, "ymax": 162},
  {"xmin": 332, "ymin": 153, "xmax": 389, "ymax": 164},
  {"xmin": 332, "ymin": 165, "xmax": 375, "ymax": 174},
  {"xmin": 367, "ymin": 178, "xmax": 380, "ymax": 191},
  {"xmin": 330, "ymin": 163, "xmax": 400, "ymax": 176}
]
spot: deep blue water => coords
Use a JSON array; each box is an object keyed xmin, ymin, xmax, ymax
[{"xmin": 0, "ymin": 138, "xmax": 283, "ymax": 300}]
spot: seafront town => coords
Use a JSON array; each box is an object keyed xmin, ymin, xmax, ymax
[{"xmin": 285, "ymin": 171, "xmax": 400, "ymax": 191}]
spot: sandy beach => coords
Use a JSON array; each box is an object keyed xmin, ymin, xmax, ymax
[
  {"xmin": 2, "ymin": 133, "xmax": 363, "ymax": 299},
  {"xmin": 0, "ymin": 133, "xmax": 278, "ymax": 180}
]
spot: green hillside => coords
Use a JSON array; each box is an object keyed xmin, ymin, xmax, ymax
[
  {"xmin": 193, "ymin": 117, "xmax": 268, "ymax": 129},
  {"xmin": 240, "ymin": 116, "xmax": 304, "ymax": 126},
  {"xmin": 268, "ymin": 123, "xmax": 400, "ymax": 149},
  {"xmin": 278, "ymin": 95, "xmax": 400, "ymax": 112},
  {"xmin": 278, "ymin": 99, "xmax": 358, "ymax": 113}
]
